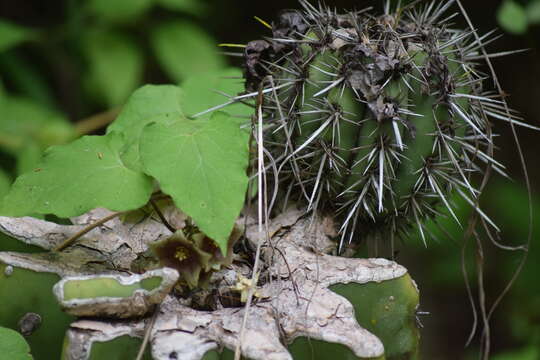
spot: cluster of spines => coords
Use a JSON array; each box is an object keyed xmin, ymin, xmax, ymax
[{"xmin": 241, "ymin": 0, "xmax": 532, "ymax": 251}]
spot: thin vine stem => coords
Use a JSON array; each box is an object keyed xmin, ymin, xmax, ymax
[{"xmin": 53, "ymin": 211, "xmax": 123, "ymax": 252}]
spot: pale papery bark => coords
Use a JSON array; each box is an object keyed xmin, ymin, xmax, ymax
[{"xmin": 0, "ymin": 206, "xmax": 414, "ymax": 360}]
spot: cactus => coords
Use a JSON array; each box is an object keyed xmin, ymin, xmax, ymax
[
  {"xmin": 330, "ymin": 274, "xmax": 420, "ymax": 359},
  {"xmin": 243, "ymin": 0, "xmax": 510, "ymax": 250},
  {"xmin": 0, "ymin": 263, "xmax": 74, "ymax": 360}
]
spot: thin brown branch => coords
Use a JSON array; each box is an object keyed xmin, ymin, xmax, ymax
[
  {"xmin": 53, "ymin": 211, "xmax": 123, "ymax": 252},
  {"xmin": 75, "ymin": 108, "xmax": 121, "ymax": 135},
  {"xmin": 150, "ymin": 200, "xmax": 176, "ymax": 233}
]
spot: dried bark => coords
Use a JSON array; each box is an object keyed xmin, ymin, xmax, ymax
[{"xmin": 0, "ymin": 207, "xmax": 415, "ymax": 360}]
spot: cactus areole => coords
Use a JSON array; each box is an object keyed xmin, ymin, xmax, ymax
[{"xmin": 244, "ymin": 1, "xmax": 505, "ymax": 250}]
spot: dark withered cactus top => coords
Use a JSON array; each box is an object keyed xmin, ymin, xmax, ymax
[{"xmin": 242, "ymin": 0, "xmax": 524, "ymax": 250}]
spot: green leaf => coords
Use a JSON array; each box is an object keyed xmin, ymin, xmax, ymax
[
  {"xmin": 0, "ymin": 326, "xmax": 32, "ymax": 360},
  {"xmin": 0, "ymin": 95, "xmax": 74, "ymax": 154},
  {"xmin": 84, "ymin": 30, "xmax": 144, "ymax": 106},
  {"xmin": 492, "ymin": 346, "xmax": 539, "ymax": 360},
  {"xmin": 181, "ymin": 67, "xmax": 252, "ymax": 124},
  {"xmin": 88, "ymin": 0, "xmax": 153, "ymax": 23},
  {"xmin": 140, "ymin": 112, "xmax": 249, "ymax": 254},
  {"xmin": 0, "ymin": 20, "xmax": 33, "ymax": 52},
  {"xmin": 0, "ymin": 52, "xmax": 55, "ymax": 107},
  {"xmin": 0, "ymin": 132, "xmax": 153, "ymax": 218},
  {"xmin": 0, "ymin": 168, "xmax": 10, "ymax": 199},
  {"xmin": 527, "ymin": 0, "xmax": 540, "ymax": 24},
  {"xmin": 107, "ymin": 85, "xmax": 184, "ymax": 170},
  {"xmin": 497, "ymin": 0, "xmax": 528, "ymax": 34},
  {"xmin": 16, "ymin": 142, "xmax": 42, "ymax": 175},
  {"xmin": 150, "ymin": 20, "xmax": 225, "ymax": 83},
  {"xmin": 155, "ymin": 0, "xmax": 207, "ymax": 15}
]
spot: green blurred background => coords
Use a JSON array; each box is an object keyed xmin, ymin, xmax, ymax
[{"xmin": 0, "ymin": 0, "xmax": 538, "ymax": 359}]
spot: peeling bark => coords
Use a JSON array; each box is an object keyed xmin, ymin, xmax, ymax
[{"xmin": 0, "ymin": 207, "xmax": 416, "ymax": 360}]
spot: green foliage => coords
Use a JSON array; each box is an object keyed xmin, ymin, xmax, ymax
[
  {"xmin": 1, "ymin": 83, "xmax": 249, "ymax": 255},
  {"xmin": 527, "ymin": 0, "xmax": 540, "ymax": 24},
  {"xmin": 0, "ymin": 326, "xmax": 32, "ymax": 360},
  {"xmin": 83, "ymin": 30, "xmax": 144, "ymax": 106},
  {"xmin": 0, "ymin": 95, "xmax": 74, "ymax": 155},
  {"xmin": 88, "ymin": 0, "xmax": 153, "ymax": 24},
  {"xmin": 0, "ymin": 94, "xmax": 76, "ymax": 174},
  {"xmin": 155, "ymin": 0, "xmax": 206, "ymax": 15},
  {"xmin": 492, "ymin": 346, "xmax": 539, "ymax": 360},
  {"xmin": 150, "ymin": 20, "xmax": 226, "ymax": 82},
  {"xmin": 0, "ymin": 168, "xmax": 10, "ymax": 198},
  {"xmin": 140, "ymin": 111, "xmax": 249, "ymax": 253},
  {"xmin": 0, "ymin": 20, "xmax": 33, "ymax": 52},
  {"xmin": 0, "ymin": 132, "xmax": 154, "ymax": 217},
  {"xmin": 180, "ymin": 67, "xmax": 252, "ymax": 122},
  {"xmin": 106, "ymin": 84, "xmax": 184, "ymax": 170},
  {"xmin": 0, "ymin": 263, "xmax": 74, "ymax": 360},
  {"xmin": 497, "ymin": 0, "xmax": 529, "ymax": 34}
]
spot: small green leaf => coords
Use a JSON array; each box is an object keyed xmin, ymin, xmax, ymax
[
  {"xmin": 527, "ymin": 0, "xmax": 540, "ymax": 24},
  {"xmin": 150, "ymin": 20, "xmax": 225, "ymax": 83},
  {"xmin": 0, "ymin": 20, "xmax": 34, "ymax": 52},
  {"xmin": 0, "ymin": 132, "xmax": 153, "ymax": 218},
  {"xmin": 107, "ymin": 85, "xmax": 184, "ymax": 170},
  {"xmin": 0, "ymin": 326, "xmax": 32, "ymax": 360},
  {"xmin": 140, "ymin": 112, "xmax": 249, "ymax": 254},
  {"xmin": 0, "ymin": 95, "xmax": 74, "ymax": 154},
  {"xmin": 181, "ymin": 67, "xmax": 252, "ymax": 124},
  {"xmin": 155, "ymin": 0, "xmax": 207, "ymax": 15},
  {"xmin": 497, "ymin": 0, "xmax": 528, "ymax": 34},
  {"xmin": 84, "ymin": 30, "xmax": 144, "ymax": 106},
  {"xmin": 88, "ymin": 0, "xmax": 153, "ymax": 23}
]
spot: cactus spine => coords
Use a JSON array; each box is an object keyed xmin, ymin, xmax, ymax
[{"xmin": 244, "ymin": 0, "xmax": 509, "ymax": 250}]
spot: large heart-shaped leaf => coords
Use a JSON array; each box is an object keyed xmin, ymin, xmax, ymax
[
  {"xmin": 181, "ymin": 67, "xmax": 252, "ymax": 124},
  {"xmin": 140, "ymin": 112, "xmax": 249, "ymax": 253},
  {"xmin": 106, "ymin": 84, "xmax": 184, "ymax": 170},
  {"xmin": 0, "ymin": 132, "xmax": 153, "ymax": 217}
]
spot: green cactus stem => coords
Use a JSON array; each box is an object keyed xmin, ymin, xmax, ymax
[
  {"xmin": 53, "ymin": 268, "xmax": 179, "ymax": 318},
  {"xmin": 330, "ymin": 274, "xmax": 420, "ymax": 359},
  {"xmin": 242, "ymin": 0, "xmax": 518, "ymax": 251},
  {"xmin": 0, "ymin": 263, "xmax": 74, "ymax": 360}
]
